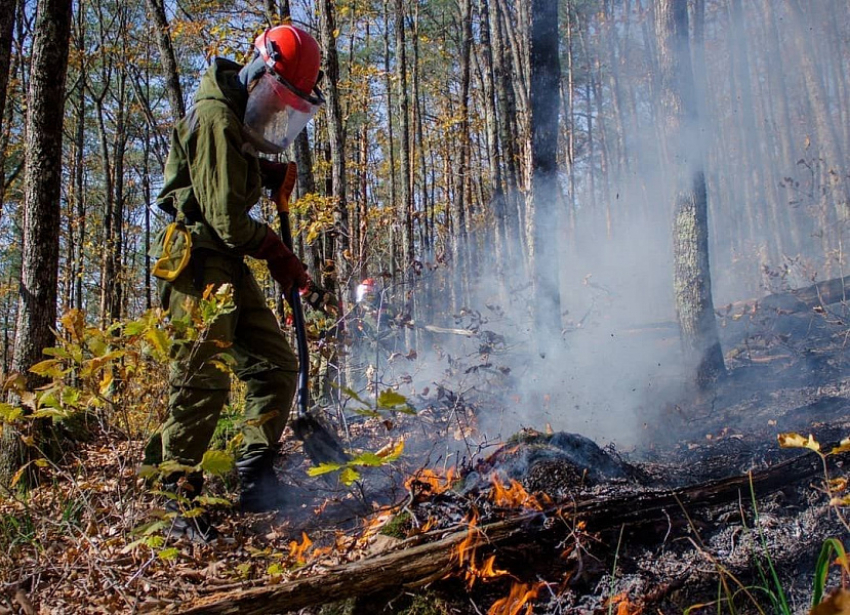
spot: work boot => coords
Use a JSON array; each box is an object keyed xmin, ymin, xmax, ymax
[
  {"xmin": 236, "ymin": 450, "xmax": 289, "ymax": 513},
  {"xmin": 162, "ymin": 472, "xmax": 219, "ymax": 543}
]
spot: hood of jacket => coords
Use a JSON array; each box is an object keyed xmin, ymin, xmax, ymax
[{"xmin": 193, "ymin": 58, "xmax": 249, "ymax": 121}]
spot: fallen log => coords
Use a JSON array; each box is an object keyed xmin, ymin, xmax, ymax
[
  {"xmin": 723, "ymin": 274, "xmax": 850, "ymax": 315},
  {"xmin": 176, "ymin": 449, "xmax": 830, "ymax": 615}
]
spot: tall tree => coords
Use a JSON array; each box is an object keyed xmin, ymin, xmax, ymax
[
  {"xmin": 655, "ymin": 0, "xmax": 725, "ymax": 389},
  {"xmin": 147, "ymin": 0, "xmax": 185, "ymax": 120},
  {"xmin": 528, "ymin": 0, "xmax": 562, "ymax": 350},
  {"xmin": 451, "ymin": 0, "xmax": 472, "ymax": 310},
  {"xmin": 0, "ymin": 0, "xmax": 16, "ymax": 216},
  {"xmin": 0, "ymin": 0, "xmax": 14, "ymax": 144},
  {"xmin": 0, "ymin": 0, "xmax": 73, "ymax": 485},
  {"xmin": 318, "ymin": 0, "xmax": 350, "ymax": 304}
]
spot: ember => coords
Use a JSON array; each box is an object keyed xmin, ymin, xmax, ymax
[
  {"xmin": 488, "ymin": 581, "xmax": 547, "ymax": 615},
  {"xmin": 607, "ymin": 592, "xmax": 642, "ymax": 615},
  {"xmin": 405, "ymin": 467, "xmax": 458, "ymax": 495}
]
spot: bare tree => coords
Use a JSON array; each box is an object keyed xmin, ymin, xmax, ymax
[
  {"xmin": 0, "ymin": 0, "xmax": 17, "ymax": 217},
  {"xmin": 318, "ymin": 0, "xmax": 351, "ymax": 306},
  {"xmin": 147, "ymin": 0, "xmax": 185, "ymax": 119},
  {"xmin": 655, "ymin": 0, "xmax": 725, "ymax": 389},
  {"xmin": 528, "ymin": 0, "xmax": 562, "ymax": 351}
]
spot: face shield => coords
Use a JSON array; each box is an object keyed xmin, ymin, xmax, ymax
[{"xmin": 244, "ymin": 71, "xmax": 324, "ymax": 154}]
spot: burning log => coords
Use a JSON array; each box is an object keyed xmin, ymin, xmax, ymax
[{"xmin": 175, "ymin": 446, "xmax": 834, "ymax": 615}]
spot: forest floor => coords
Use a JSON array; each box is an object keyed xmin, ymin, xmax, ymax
[{"xmin": 0, "ymin": 296, "xmax": 848, "ymax": 615}]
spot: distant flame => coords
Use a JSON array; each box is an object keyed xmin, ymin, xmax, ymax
[
  {"xmin": 288, "ymin": 532, "xmax": 312, "ymax": 565},
  {"xmin": 488, "ymin": 581, "xmax": 547, "ymax": 615},
  {"xmin": 405, "ymin": 467, "xmax": 458, "ymax": 495},
  {"xmin": 490, "ymin": 474, "xmax": 543, "ymax": 511}
]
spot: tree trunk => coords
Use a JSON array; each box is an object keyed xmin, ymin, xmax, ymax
[
  {"xmin": 655, "ymin": 0, "xmax": 725, "ymax": 389},
  {"xmin": 0, "ymin": 0, "xmax": 73, "ymax": 487},
  {"xmin": 489, "ymin": 0, "xmax": 523, "ymax": 278},
  {"xmin": 477, "ymin": 0, "xmax": 509, "ymax": 285},
  {"xmin": 0, "ymin": 0, "xmax": 16, "ymax": 218},
  {"xmin": 451, "ymin": 0, "xmax": 472, "ymax": 312},
  {"xmin": 318, "ymin": 0, "xmax": 350, "ymax": 308},
  {"xmin": 395, "ymin": 0, "xmax": 414, "ymax": 347},
  {"xmin": 528, "ymin": 0, "xmax": 562, "ymax": 350},
  {"xmin": 147, "ymin": 0, "xmax": 185, "ymax": 120}
]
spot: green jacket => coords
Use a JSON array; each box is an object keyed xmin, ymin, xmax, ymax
[{"xmin": 156, "ymin": 58, "xmax": 267, "ymax": 257}]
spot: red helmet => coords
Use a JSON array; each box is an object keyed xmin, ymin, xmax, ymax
[
  {"xmin": 254, "ymin": 25, "xmax": 322, "ymax": 101},
  {"xmin": 244, "ymin": 25, "xmax": 325, "ymax": 154},
  {"xmin": 356, "ymin": 278, "xmax": 376, "ymax": 304}
]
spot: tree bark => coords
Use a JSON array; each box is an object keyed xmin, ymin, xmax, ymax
[
  {"xmin": 147, "ymin": 0, "xmax": 185, "ymax": 120},
  {"xmin": 0, "ymin": 0, "xmax": 16, "ymax": 219},
  {"xmin": 451, "ymin": 0, "xmax": 472, "ymax": 312},
  {"xmin": 528, "ymin": 0, "xmax": 562, "ymax": 349},
  {"xmin": 318, "ymin": 0, "xmax": 350, "ymax": 308},
  {"xmin": 394, "ymin": 0, "xmax": 414, "ymax": 348},
  {"xmin": 0, "ymin": 0, "xmax": 73, "ymax": 486},
  {"xmin": 655, "ymin": 0, "xmax": 725, "ymax": 389},
  {"xmin": 477, "ymin": 0, "xmax": 509, "ymax": 283}
]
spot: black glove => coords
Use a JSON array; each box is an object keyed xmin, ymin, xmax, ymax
[
  {"xmin": 258, "ymin": 159, "xmax": 289, "ymax": 193},
  {"xmin": 301, "ymin": 279, "xmax": 338, "ymax": 315}
]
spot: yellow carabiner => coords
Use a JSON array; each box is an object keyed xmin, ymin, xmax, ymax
[{"xmin": 152, "ymin": 222, "xmax": 192, "ymax": 282}]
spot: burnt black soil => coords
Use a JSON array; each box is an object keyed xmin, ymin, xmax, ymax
[
  {"xmin": 291, "ymin": 306, "xmax": 849, "ymax": 615},
  {"xmin": 416, "ymin": 307, "xmax": 848, "ymax": 614}
]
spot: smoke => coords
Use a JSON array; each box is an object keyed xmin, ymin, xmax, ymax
[
  {"xmin": 335, "ymin": 1, "xmax": 848, "ymax": 459},
  {"xmin": 410, "ymin": 0, "xmax": 848, "ymax": 451}
]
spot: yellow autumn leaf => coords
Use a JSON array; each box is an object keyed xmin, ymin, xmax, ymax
[
  {"xmin": 376, "ymin": 438, "xmax": 404, "ymax": 462},
  {"xmin": 830, "ymin": 438, "xmax": 850, "ymax": 455},
  {"xmin": 828, "ymin": 477, "xmax": 848, "ymax": 493},
  {"xmin": 144, "ymin": 328, "xmax": 169, "ymax": 357},
  {"xmin": 10, "ymin": 465, "xmax": 26, "ymax": 488},
  {"xmin": 777, "ymin": 432, "xmax": 821, "ymax": 452}
]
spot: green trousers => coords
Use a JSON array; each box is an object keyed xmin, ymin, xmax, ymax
[{"xmin": 145, "ymin": 252, "xmax": 297, "ymax": 467}]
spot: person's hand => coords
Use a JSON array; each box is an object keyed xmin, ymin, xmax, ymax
[
  {"xmin": 253, "ymin": 227, "xmax": 309, "ymax": 292},
  {"xmin": 300, "ymin": 279, "xmax": 338, "ymax": 315},
  {"xmin": 258, "ymin": 159, "xmax": 289, "ymax": 193},
  {"xmin": 268, "ymin": 252, "xmax": 308, "ymax": 292}
]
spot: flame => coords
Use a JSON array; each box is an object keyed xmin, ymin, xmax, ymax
[
  {"xmin": 490, "ymin": 474, "xmax": 542, "ymax": 511},
  {"xmin": 408, "ymin": 515, "xmax": 437, "ymax": 537},
  {"xmin": 467, "ymin": 554, "xmax": 508, "ymax": 585},
  {"xmin": 488, "ymin": 581, "xmax": 547, "ymax": 615},
  {"xmin": 454, "ymin": 509, "xmax": 480, "ymax": 569},
  {"xmin": 451, "ymin": 510, "xmax": 509, "ymax": 588},
  {"xmin": 288, "ymin": 532, "xmax": 312, "ymax": 564},
  {"xmin": 606, "ymin": 592, "xmax": 642, "ymax": 615},
  {"xmin": 405, "ymin": 467, "xmax": 458, "ymax": 495}
]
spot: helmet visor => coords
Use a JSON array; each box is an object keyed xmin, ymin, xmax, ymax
[{"xmin": 244, "ymin": 73, "xmax": 321, "ymax": 154}]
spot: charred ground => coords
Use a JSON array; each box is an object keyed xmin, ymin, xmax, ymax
[{"xmin": 0, "ymin": 291, "xmax": 847, "ymax": 615}]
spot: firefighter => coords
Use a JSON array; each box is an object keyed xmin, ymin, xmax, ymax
[
  {"xmin": 145, "ymin": 25, "xmax": 325, "ymax": 541},
  {"xmin": 350, "ymin": 278, "xmax": 404, "ymax": 382}
]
